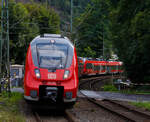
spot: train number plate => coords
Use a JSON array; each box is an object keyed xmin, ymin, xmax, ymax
[{"xmin": 48, "ymin": 73, "xmax": 56, "ymax": 79}]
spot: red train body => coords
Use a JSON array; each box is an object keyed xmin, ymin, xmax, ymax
[
  {"xmin": 24, "ymin": 34, "xmax": 79, "ymax": 104},
  {"xmin": 83, "ymin": 60, "xmax": 108, "ymax": 75},
  {"xmin": 78, "ymin": 58, "xmax": 123, "ymax": 76},
  {"xmin": 107, "ymin": 61, "xmax": 123, "ymax": 74}
]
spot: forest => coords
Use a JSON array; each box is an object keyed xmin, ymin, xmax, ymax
[{"xmin": 0, "ymin": 0, "xmax": 150, "ymax": 83}]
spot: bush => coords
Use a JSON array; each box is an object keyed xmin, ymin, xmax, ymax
[
  {"xmin": 131, "ymin": 102, "xmax": 150, "ymax": 111},
  {"xmin": 103, "ymin": 85, "xmax": 118, "ymax": 92}
]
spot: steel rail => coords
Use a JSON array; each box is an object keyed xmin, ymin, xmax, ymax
[
  {"xmin": 79, "ymin": 75, "xmax": 115, "ymax": 90},
  {"xmin": 103, "ymin": 99, "xmax": 150, "ymax": 120},
  {"xmin": 33, "ymin": 109, "xmax": 79, "ymax": 122},
  {"xmin": 65, "ymin": 109, "xmax": 80, "ymax": 122},
  {"xmin": 79, "ymin": 90, "xmax": 150, "ymax": 122},
  {"xmin": 34, "ymin": 112, "xmax": 42, "ymax": 122}
]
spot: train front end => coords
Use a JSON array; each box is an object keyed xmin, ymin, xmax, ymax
[{"xmin": 24, "ymin": 34, "xmax": 78, "ymax": 104}]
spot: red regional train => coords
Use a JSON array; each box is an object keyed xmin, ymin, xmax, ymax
[
  {"xmin": 24, "ymin": 34, "xmax": 79, "ymax": 105},
  {"xmin": 78, "ymin": 57, "xmax": 123, "ymax": 76}
]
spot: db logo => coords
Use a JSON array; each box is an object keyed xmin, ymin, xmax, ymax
[{"xmin": 48, "ymin": 73, "xmax": 56, "ymax": 79}]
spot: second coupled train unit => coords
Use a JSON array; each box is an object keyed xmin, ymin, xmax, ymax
[
  {"xmin": 24, "ymin": 34, "xmax": 79, "ymax": 105},
  {"xmin": 78, "ymin": 57, "xmax": 123, "ymax": 77}
]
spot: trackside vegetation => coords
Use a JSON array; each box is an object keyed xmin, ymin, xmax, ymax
[
  {"xmin": 74, "ymin": 0, "xmax": 150, "ymax": 84},
  {"xmin": 103, "ymin": 85, "xmax": 118, "ymax": 92},
  {"xmin": 102, "ymin": 84, "xmax": 150, "ymax": 95},
  {"xmin": 0, "ymin": 92, "xmax": 25, "ymax": 122},
  {"xmin": 131, "ymin": 102, "xmax": 150, "ymax": 111}
]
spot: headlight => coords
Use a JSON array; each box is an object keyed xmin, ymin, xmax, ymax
[
  {"xmin": 34, "ymin": 69, "xmax": 40, "ymax": 78},
  {"xmin": 64, "ymin": 70, "xmax": 70, "ymax": 79}
]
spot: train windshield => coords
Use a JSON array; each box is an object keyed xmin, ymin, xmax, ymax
[{"xmin": 36, "ymin": 43, "xmax": 68, "ymax": 69}]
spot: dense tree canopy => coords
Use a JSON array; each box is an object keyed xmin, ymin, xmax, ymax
[
  {"xmin": 74, "ymin": 0, "xmax": 150, "ymax": 83},
  {"xmin": 110, "ymin": 0, "xmax": 150, "ymax": 83},
  {"xmin": 0, "ymin": 0, "xmax": 60, "ymax": 64},
  {"xmin": 74, "ymin": 0, "xmax": 111, "ymax": 59},
  {"xmin": 1, "ymin": 0, "xmax": 150, "ymax": 83}
]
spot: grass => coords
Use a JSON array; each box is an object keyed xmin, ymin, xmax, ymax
[
  {"xmin": 131, "ymin": 102, "xmax": 150, "ymax": 111},
  {"xmin": 102, "ymin": 85, "xmax": 118, "ymax": 92},
  {"xmin": 119, "ymin": 90, "xmax": 150, "ymax": 95},
  {"xmin": 102, "ymin": 84, "xmax": 150, "ymax": 95},
  {"xmin": 0, "ymin": 92, "xmax": 25, "ymax": 122}
]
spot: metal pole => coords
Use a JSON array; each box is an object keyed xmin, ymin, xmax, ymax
[
  {"xmin": 6, "ymin": 0, "xmax": 10, "ymax": 94},
  {"xmin": 70, "ymin": 0, "xmax": 73, "ymax": 33},
  {"xmin": 0, "ymin": 1, "xmax": 4, "ymax": 75},
  {"xmin": 1, "ymin": 0, "xmax": 10, "ymax": 94},
  {"xmin": 46, "ymin": 0, "xmax": 48, "ymax": 9},
  {"xmin": 103, "ymin": 24, "xmax": 104, "ymax": 59},
  {"xmin": 0, "ymin": 24, "xmax": 2, "ymax": 75}
]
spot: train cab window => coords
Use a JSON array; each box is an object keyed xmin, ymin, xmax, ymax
[
  {"xmin": 31, "ymin": 38, "xmax": 74, "ymax": 69},
  {"xmin": 36, "ymin": 43, "xmax": 68, "ymax": 69},
  {"xmin": 111, "ymin": 66, "xmax": 116, "ymax": 70}
]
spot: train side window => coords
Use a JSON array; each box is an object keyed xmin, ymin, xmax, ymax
[
  {"xmin": 114, "ymin": 66, "xmax": 116, "ymax": 70},
  {"xmin": 86, "ymin": 63, "xmax": 92, "ymax": 69},
  {"xmin": 94, "ymin": 65, "xmax": 99, "ymax": 71},
  {"xmin": 120, "ymin": 66, "xmax": 123, "ymax": 70},
  {"xmin": 94, "ymin": 65, "xmax": 96, "ymax": 71},
  {"xmin": 113, "ymin": 66, "xmax": 115, "ymax": 70},
  {"xmin": 110, "ymin": 66, "xmax": 113, "ymax": 70},
  {"xmin": 93, "ymin": 65, "xmax": 96, "ymax": 71},
  {"xmin": 103, "ymin": 66, "xmax": 106, "ymax": 70}
]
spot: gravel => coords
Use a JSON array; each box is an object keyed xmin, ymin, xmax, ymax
[{"xmin": 68, "ymin": 98, "xmax": 126, "ymax": 122}]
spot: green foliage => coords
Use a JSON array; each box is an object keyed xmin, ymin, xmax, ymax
[
  {"xmin": 0, "ymin": 1, "xmax": 60, "ymax": 64},
  {"xmin": 39, "ymin": 0, "xmax": 91, "ymax": 35},
  {"xmin": 110, "ymin": 0, "xmax": 150, "ymax": 83},
  {"xmin": 102, "ymin": 85, "xmax": 118, "ymax": 92},
  {"xmin": 1, "ymin": 92, "xmax": 23, "ymax": 104},
  {"xmin": 74, "ymin": 0, "xmax": 111, "ymax": 58},
  {"xmin": 131, "ymin": 102, "xmax": 150, "ymax": 111},
  {"xmin": 0, "ymin": 92, "xmax": 25, "ymax": 122}
]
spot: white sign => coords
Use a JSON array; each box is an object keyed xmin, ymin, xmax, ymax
[{"xmin": 48, "ymin": 73, "xmax": 56, "ymax": 79}]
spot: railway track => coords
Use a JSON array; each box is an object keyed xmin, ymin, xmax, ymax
[
  {"xmin": 33, "ymin": 109, "xmax": 80, "ymax": 122},
  {"xmin": 79, "ymin": 74, "xmax": 122, "ymax": 90},
  {"xmin": 79, "ymin": 90, "xmax": 150, "ymax": 122}
]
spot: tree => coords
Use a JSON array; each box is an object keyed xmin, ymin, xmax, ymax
[
  {"xmin": 25, "ymin": 3, "xmax": 60, "ymax": 34},
  {"xmin": 0, "ymin": 1, "xmax": 60, "ymax": 64},
  {"xmin": 74, "ymin": 0, "xmax": 111, "ymax": 58},
  {"xmin": 9, "ymin": 1, "xmax": 31, "ymax": 64},
  {"xmin": 110, "ymin": 0, "xmax": 150, "ymax": 83}
]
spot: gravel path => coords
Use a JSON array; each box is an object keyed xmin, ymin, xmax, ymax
[{"xmin": 78, "ymin": 90, "xmax": 150, "ymax": 102}]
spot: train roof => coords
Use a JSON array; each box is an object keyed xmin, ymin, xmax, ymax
[
  {"xmin": 85, "ymin": 60, "xmax": 107, "ymax": 63},
  {"xmin": 107, "ymin": 61, "xmax": 123, "ymax": 65},
  {"xmin": 30, "ymin": 34, "xmax": 74, "ymax": 48}
]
